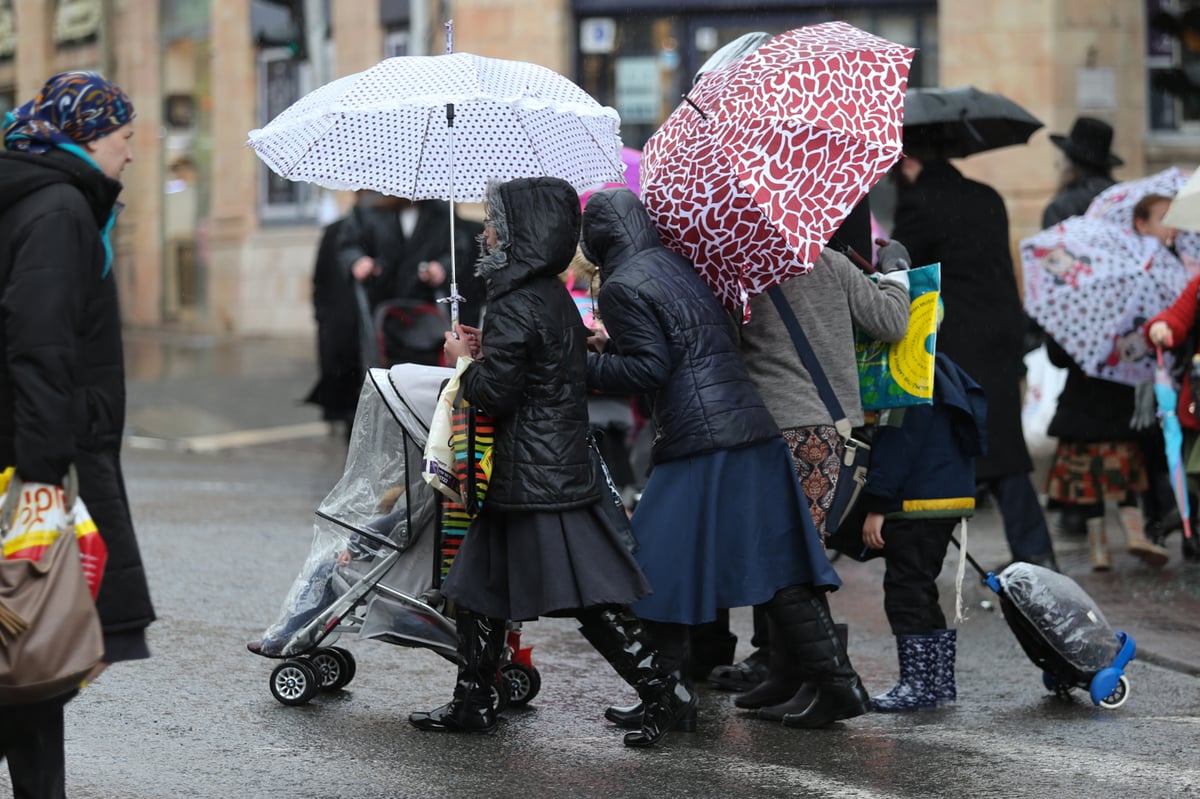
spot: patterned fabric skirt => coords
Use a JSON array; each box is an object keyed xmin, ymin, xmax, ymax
[
  {"xmin": 1045, "ymin": 440, "xmax": 1147, "ymax": 504},
  {"xmin": 781, "ymin": 424, "xmax": 843, "ymax": 538}
]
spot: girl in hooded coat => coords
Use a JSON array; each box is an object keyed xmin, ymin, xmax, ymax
[
  {"xmin": 581, "ymin": 187, "xmax": 871, "ymax": 731},
  {"xmin": 408, "ymin": 177, "xmax": 693, "ymax": 748}
]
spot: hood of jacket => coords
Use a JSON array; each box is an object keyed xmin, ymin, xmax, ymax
[
  {"xmin": 0, "ymin": 149, "xmax": 122, "ymax": 228},
  {"xmin": 476, "ymin": 176, "xmax": 580, "ymax": 299},
  {"xmin": 579, "ymin": 187, "xmax": 663, "ymax": 282},
  {"xmin": 933, "ymin": 352, "xmax": 988, "ymax": 459}
]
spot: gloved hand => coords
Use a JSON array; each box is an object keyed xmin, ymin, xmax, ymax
[
  {"xmin": 1130, "ymin": 380, "xmax": 1158, "ymax": 431},
  {"xmin": 874, "ymin": 239, "xmax": 911, "ymax": 273}
]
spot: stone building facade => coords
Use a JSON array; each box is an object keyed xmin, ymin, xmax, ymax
[{"xmin": 1, "ymin": 0, "xmax": 1196, "ymax": 334}]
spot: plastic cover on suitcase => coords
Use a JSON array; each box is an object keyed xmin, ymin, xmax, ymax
[{"xmin": 998, "ymin": 563, "xmax": 1122, "ymax": 673}]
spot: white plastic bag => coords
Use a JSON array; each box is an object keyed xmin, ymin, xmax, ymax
[
  {"xmin": 422, "ymin": 357, "xmax": 470, "ymax": 502},
  {"xmin": 1022, "ymin": 344, "xmax": 1067, "ymax": 456}
]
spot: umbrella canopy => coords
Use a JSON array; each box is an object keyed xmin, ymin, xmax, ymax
[
  {"xmin": 1154, "ymin": 349, "xmax": 1193, "ymax": 541},
  {"xmin": 579, "ymin": 146, "xmax": 641, "ymax": 208},
  {"xmin": 641, "ymin": 21, "xmax": 913, "ymax": 312},
  {"xmin": 1083, "ymin": 166, "xmax": 1200, "ymax": 275},
  {"xmin": 247, "ymin": 52, "xmax": 625, "ymax": 201},
  {"xmin": 901, "ymin": 86, "xmax": 1043, "ymax": 158},
  {"xmin": 1163, "ymin": 165, "xmax": 1200, "ymax": 232},
  {"xmin": 1021, "ymin": 216, "xmax": 1190, "ymax": 386}
]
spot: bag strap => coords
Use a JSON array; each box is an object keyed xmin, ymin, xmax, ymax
[{"xmin": 766, "ymin": 285, "xmax": 853, "ymax": 439}]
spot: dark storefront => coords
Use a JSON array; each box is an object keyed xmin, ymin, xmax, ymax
[{"xmin": 573, "ymin": 0, "xmax": 938, "ymax": 149}]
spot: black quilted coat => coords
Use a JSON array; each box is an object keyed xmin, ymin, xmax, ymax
[
  {"xmin": 582, "ymin": 188, "xmax": 778, "ymax": 464},
  {"xmin": 459, "ymin": 177, "xmax": 600, "ymax": 511},
  {"xmin": 0, "ymin": 150, "xmax": 155, "ymax": 651}
]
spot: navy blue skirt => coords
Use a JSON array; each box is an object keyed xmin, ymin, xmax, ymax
[{"xmin": 630, "ymin": 437, "xmax": 840, "ymax": 625}]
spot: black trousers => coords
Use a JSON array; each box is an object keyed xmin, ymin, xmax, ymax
[
  {"xmin": 1, "ymin": 694, "xmax": 71, "ymax": 799},
  {"xmin": 881, "ymin": 517, "xmax": 958, "ymax": 636}
]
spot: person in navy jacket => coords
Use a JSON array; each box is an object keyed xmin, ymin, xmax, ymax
[{"xmin": 860, "ymin": 352, "xmax": 987, "ymax": 712}]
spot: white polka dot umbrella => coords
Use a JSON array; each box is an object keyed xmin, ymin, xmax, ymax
[
  {"xmin": 641, "ymin": 22, "xmax": 913, "ymax": 314},
  {"xmin": 247, "ymin": 53, "xmax": 625, "ymax": 202},
  {"xmin": 247, "ymin": 51, "xmax": 625, "ymax": 327}
]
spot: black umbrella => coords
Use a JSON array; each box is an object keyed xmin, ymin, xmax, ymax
[{"xmin": 902, "ymin": 86, "xmax": 1043, "ymax": 158}]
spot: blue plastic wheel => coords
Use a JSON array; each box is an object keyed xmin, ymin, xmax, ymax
[{"xmin": 1089, "ymin": 667, "xmax": 1128, "ymax": 708}]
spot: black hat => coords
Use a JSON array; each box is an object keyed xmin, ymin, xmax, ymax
[{"xmin": 1049, "ymin": 116, "xmax": 1123, "ymax": 169}]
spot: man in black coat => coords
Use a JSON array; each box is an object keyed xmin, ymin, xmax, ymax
[
  {"xmin": 891, "ymin": 156, "xmax": 1058, "ymax": 570},
  {"xmin": 336, "ymin": 195, "xmax": 483, "ymax": 366}
]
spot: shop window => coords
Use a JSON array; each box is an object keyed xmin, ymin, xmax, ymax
[
  {"xmin": 54, "ymin": 0, "xmax": 102, "ymax": 45},
  {"xmin": 0, "ymin": 2, "xmax": 14, "ymax": 60},
  {"xmin": 384, "ymin": 28, "xmax": 409, "ymax": 58},
  {"xmin": 1148, "ymin": 0, "xmax": 1200, "ymax": 133},
  {"xmin": 257, "ymin": 49, "xmax": 317, "ymax": 221}
]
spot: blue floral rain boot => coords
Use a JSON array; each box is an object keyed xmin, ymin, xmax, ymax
[{"xmin": 872, "ymin": 633, "xmax": 938, "ymax": 712}]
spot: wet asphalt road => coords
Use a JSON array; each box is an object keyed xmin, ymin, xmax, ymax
[{"xmin": 5, "ymin": 433, "xmax": 1194, "ymax": 799}]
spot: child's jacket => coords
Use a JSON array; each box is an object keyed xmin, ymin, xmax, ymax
[{"xmin": 862, "ymin": 353, "xmax": 988, "ymax": 519}]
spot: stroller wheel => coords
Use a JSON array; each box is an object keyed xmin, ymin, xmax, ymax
[
  {"xmin": 270, "ymin": 659, "xmax": 320, "ymax": 706},
  {"xmin": 328, "ymin": 646, "xmax": 357, "ymax": 687},
  {"xmin": 501, "ymin": 662, "xmax": 542, "ymax": 706},
  {"xmin": 491, "ymin": 673, "xmax": 512, "ymax": 712},
  {"xmin": 309, "ymin": 649, "xmax": 353, "ymax": 692},
  {"xmin": 1093, "ymin": 672, "xmax": 1130, "ymax": 709}
]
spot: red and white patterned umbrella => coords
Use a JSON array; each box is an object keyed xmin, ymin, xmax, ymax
[
  {"xmin": 1021, "ymin": 216, "xmax": 1190, "ymax": 386},
  {"xmin": 641, "ymin": 22, "xmax": 913, "ymax": 312}
]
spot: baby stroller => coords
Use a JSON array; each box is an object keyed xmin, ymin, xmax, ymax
[
  {"xmin": 958, "ymin": 544, "xmax": 1136, "ymax": 709},
  {"xmin": 249, "ymin": 363, "xmax": 541, "ymax": 708}
]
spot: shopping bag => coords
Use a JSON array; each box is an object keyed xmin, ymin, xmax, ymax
[
  {"xmin": 0, "ymin": 467, "xmax": 105, "ymax": 704},
  {"xmin": 451, "ymin": 382, "xmax": 494, "ymax": 518},
  {"xmin": 855, "ymin": 263, "xmax": 941, "ymax": 410},
  {"xmin": 0, "ymin": 467, "xmax": 107, "ymax": 600},
  {"xmin": 423, "ymin": 358, "xmax": 470, "ymax": 503}
]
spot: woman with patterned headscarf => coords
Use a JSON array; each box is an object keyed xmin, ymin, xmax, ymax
[{"xmin": 0, "ymin": 71, "xmax": 155, "ymax": 797}]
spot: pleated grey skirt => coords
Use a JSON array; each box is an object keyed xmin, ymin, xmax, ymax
[{"xmin": 442, "ymin": 501, "xmax": 651, "ymax": 621}]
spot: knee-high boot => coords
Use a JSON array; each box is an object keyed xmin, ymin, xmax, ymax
[
  {"xmin": 578, "ymin": 607, "xmax": 696, "ymax": 747},
  {"xmin": 737, "ymin": 621, "xmax": 847, "ymax": 712},
  {"xmin": 755, "ymin": 585, "xmax": 871, "ymax": 728},
  {"xmin": 601, "ymin": 618, "xmax": 698, "ymax": 732},
  {"xmin": 409, "ymin": 608, "xmax": 505, "ymax": 733}
]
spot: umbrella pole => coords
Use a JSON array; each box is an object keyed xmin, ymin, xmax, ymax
[
  {"xmin": 442, "ymin": 20, "xmax": 463, "ymax": 333},
  {"xmin": 446, "ymin": 102, "xmax": 461, "ymax": 332}
]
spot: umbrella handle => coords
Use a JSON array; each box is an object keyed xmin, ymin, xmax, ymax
[{"xmin": 829, "ymin": 237, "xmax": 876, "ymax": 274}]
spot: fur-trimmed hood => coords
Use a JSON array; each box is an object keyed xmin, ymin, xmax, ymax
[{"xmin": 475, "ymin": 177, "xmax": 581, "ymax": 300}]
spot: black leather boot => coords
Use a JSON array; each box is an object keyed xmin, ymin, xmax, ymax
[
  {"xmin": 755, "ymin": 585, "xmax": 870, "ymax": 728},
  {"xmin": 579, "ymin": 608, "xmax": 696, "ymax": 747},
  {"xmin": 409, "ymin": 609, "xmax": 505, "ymax": 733},
  {"xmin": 738, "ymin": 622, "xmax": 847, "ymax": 712},
  {"xmin": 602, "ymin": 619, "xmax": 697, "ymax": 732}
]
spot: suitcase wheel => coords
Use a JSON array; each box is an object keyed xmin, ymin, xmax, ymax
[{"xmin": 1090, "ymin": 669, "xmax": 1129, "ymax": 709}]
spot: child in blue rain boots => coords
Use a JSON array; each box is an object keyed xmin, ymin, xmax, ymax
[{"xmin": 859, "ymin": 352, "xmax": 988, "ymax": 711}]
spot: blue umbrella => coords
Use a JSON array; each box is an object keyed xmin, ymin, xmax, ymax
[{"xmin": 1155, "ymin": 348, "xmax": 1193, "ymax": 541}]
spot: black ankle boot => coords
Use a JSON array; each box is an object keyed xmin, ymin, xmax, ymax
[
  {"xmin": 752, "ymin": 623, "xmax": 847, "ymax": 719},
  {"xmin": 760, "ymin": 586, "xmax": 870, "ymax": 728},
  {"xmin": 579, "ymin": 608, "xmax": 696, "ymax": 746},
  {"xmin": 603, "ymin": 700, "xmax": 697, "ymax": 731},
  {"xmin": 409, "ymin": 610, "xmax": 504, "ymax": 733}
]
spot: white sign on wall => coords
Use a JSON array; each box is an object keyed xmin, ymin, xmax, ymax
[
  {"xmin": 1076, "ymin": 67, "xmax": 1117, "ymax": 111},
  {"xmin": 580, "ymin": 18, "xmax": 616, "ymax": 55},
  {"xmin": 616, "ymin": 57, "xmax": 659, "ymax": 125}
]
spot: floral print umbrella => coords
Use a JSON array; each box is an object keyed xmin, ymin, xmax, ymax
[
  {"xmin": 1084, "ymin": 166, "xmax": 1200, "ymax": 275},
  {"xmin": 641, "ymin": 21, "xmax": 913, "ymax": 313},
  {"xmin": 1021, "ymin": 216, "xmax": 1190, "ymax": 385}
]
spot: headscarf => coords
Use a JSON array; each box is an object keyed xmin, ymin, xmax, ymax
[{"xmin": 3, "ymin": 71, "xmax": 134, "ymax": 154}]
